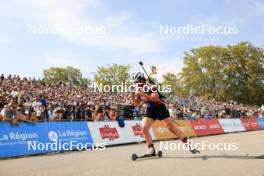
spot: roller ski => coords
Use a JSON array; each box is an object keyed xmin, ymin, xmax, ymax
[
  {"xmin": 132, "ymin": 145, "xmax": 162, "ymax": 161},
  {"xmin": 182, "ymin": 137, "xmax": 200, "ymax": 154}
]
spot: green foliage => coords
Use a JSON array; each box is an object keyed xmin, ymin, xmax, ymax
[
  {"xmin": 43, "ymin": 66, "xmax": 89, "ymax": 85},
  {"xmin": 41, "ymin": 42, "xmax": 264, "ymax": 105},
  {"xmin": 94, "ymin": 64, "xmax": 131, "ymax": 88},
  {"xmin": 162, "ymin": 73, "xmax": 183, "ymax": 96},
  {"xmin": 178, "ymin": 42, "xmax": 264, "ymax": 105}
]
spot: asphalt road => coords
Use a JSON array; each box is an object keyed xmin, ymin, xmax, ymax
[{"xmin": 1, "ymin": 130, "xmax": 264, "ymax": 176}]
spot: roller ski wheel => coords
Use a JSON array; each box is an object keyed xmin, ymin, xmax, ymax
[
  {"xmin": 190, "ymin": 148, "xmax": 200, "ymax": 154},
  {"xmin": 131, "ymin": 151, "xmax": 163, "ymax": 161}
]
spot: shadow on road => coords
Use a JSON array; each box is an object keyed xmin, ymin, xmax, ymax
[
  {"xmin": 163, "ymin": 155, "xmax": 264, "ymax": 159},
  {"xmin": 133, "ymin": 154, "xmax": 264, "ymax": 161}
]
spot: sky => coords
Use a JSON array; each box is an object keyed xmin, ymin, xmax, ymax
[{"xmin": 0, "ymin": 0, "xmax": 263, "ymax": 80}]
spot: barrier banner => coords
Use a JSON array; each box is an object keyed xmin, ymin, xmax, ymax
[
  {"xmin": 257, "ymin": 118, "xmax": 264, "ymax": 129},
  {"xmin": 189, "ymin": 119, "xmax": 224, "ymax": 136},
  {"xmin": 0, "ymin": 122, "xmax": 94, "ymax": 158},
  {"xmin": 151, "ymin": 121, "xmax": 177, "ymax": 140},
  {"xmin": 124, "ymin": 120, "xmax": 155, "ymax": 142},
  {"xmin": 174, "ymin": 120, "xmax": 196, "ymax": 137},
  {"xmin": 240, "ymin": 118, "xmax": 260, "ymax": 131},
  {"xmin": 218, "ymin": 119, "xmax": 245, "ymax": 133},
  {"xmin": 87, "ymin": 121, "xmax": 142, "ymax": 146}
]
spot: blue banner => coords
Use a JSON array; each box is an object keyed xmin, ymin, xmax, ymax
[
  {"xmin": 0, "ymin": 122, "xmax": 94, "ymax": 158},
  {"xmin": 257, "ymin": 118, "xmax": 264, "ymax": 129}
]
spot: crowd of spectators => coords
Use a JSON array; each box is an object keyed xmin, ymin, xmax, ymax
[
  {"xmin": 167, "ymin": 97, "xmax": 264, "ymax": 120},
  {"xmin": 0, "ymin": 74, "xmax": 263, "ymax": 125},
  {"xmin": 0, "ymin": 74, "xmax": 130, "ymax": 125}
]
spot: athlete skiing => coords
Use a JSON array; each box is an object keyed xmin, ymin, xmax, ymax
[{"xmin": 131, "ymin": 72, "xmax": 199, "ymax": 157}]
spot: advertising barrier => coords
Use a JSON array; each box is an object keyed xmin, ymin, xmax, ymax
[
  {"xmin": 124, "ymin": 120, "xmax": 155, "ymax": 142},
  {"xmin": 0, "ymin": 122, "xmax": 93, "ymax": 158},
  {"xmin": 257, "ymin": 118, "xmax": 264, "ymax": 129},
  {"xmin": 151, "ymin": 121, "xmax": 177, "ymax": 140},
  {"xmin": 87, "ymin": 121, "xmax": 125, "ymax": 146},
  {"xmin": 189, "ymin": 119, "xmax": 224, "ymax": 136},
  {"xmin": 0, "ymin": 118, "xmax": 263, "ymax": 158},
  {"xmin": 218, "ymin": 119, "xmax": 245, "ymax": 133},
  {"xmin": 174, "ymin": 120, "xmax": 196, "ymax": 137},
  {"xmin": 240, "ymin": 118, "xmax": 260, "ymax": 131},
  {"xmin": 87, "ymin": 121, "xmax": 156, "ymax": 146}
]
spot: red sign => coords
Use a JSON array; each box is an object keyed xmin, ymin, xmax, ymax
[
  {"xmin": 240, "ymin": 118, "xmax": 260, "ymax": 131},
  {"xmin": 99, "ymin": 125, "xmax": 119, "ymax": 140},
  {"xmin": 132, "ymin": 123, "xmax": 143, "ymax": 136},
  {"xmin": 190, "ymin": 119, "xmax": 224, "ymax": 136}
]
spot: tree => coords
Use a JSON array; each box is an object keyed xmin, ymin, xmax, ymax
[
  {"xmin": 179, "ymin": 42, "xmax": 264, "ymax": 105},
  {"xmin": 43, "ymin": 66, "xmax": 89, "ymax": 85},
  {"xmin": 180, "ymin": 46, "xmax": 226, "ymax": 99},
  {"xmin": 222, "ymin": 42, "xmax": 264, "ymax": 104},
  {"xmin": 162, "ymin": 72, "xmax": 184, "ymax": 96},
  {"xmin": 93, "ymin": 64, "xmax": 131, "ymax": 89}
]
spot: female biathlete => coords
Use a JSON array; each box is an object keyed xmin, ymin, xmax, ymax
[{"xmin": 131, "ymin": 72, "xmax": 199, "ymax": 156}]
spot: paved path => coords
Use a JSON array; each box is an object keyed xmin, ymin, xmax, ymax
[{"xmin": 1, "ymin": 130, "xmax": 264, "ymax": 176}]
